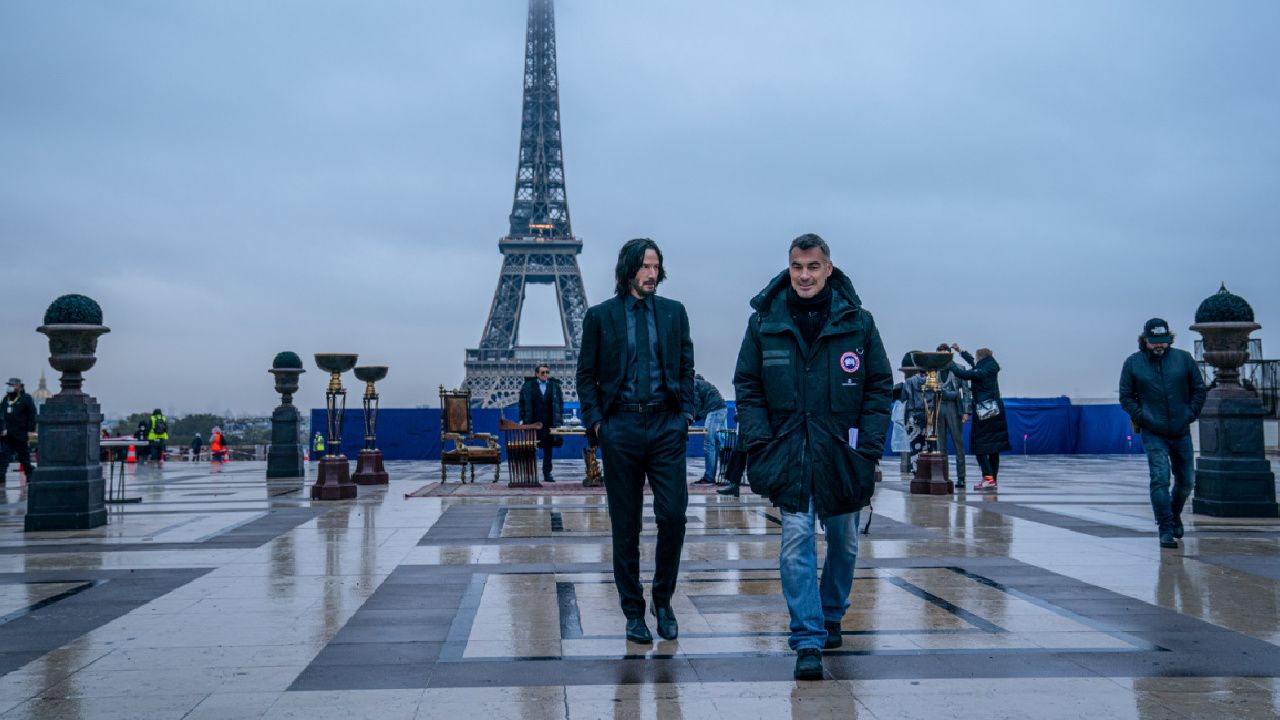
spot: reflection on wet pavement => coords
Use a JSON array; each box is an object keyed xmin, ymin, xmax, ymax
[{"xmin": 0, "ymin": 456, "xmax": 1277, "ymax": 718}]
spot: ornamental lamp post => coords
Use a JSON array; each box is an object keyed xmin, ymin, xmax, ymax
[
  {"xmin": 351, "ymin": 365, "xmax": 389, "ymax": 485},
  {"xmin": 311, "ymin": 353, "xmax": 358, "ymax": 500},
  {"xmin": 908, "ymin": 350, "xmax": 954, "ymax": 495}
]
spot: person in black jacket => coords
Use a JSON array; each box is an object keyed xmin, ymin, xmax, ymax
[
  {"xmin": 1, "ymin": 378, "xmax": 38, "ymax": 483},
  {"xmin": 1118, "ymin": 318, "xmax": 1207, "ymax": 549},
  {"xmin": 576, "ymin": 238, "xmax": 695, "ymax": 645},
  {"xmin": 948, "ymin": 345, "xmax": 1010, "ymax": 490},
  {"xmin": 733, "ymin": 234, "xmax": 892, "ymax": 680},
  {"xmin": 518, "ymin": 365, "xmax": 565, "ymax": 483}
]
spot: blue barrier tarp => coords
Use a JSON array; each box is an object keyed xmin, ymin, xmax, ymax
[
  {"xmin": 1076, "ymin": 404, "xmax": 1145, "ymax": 454},
  {"xmin": 311, "ymin": 399, "xmax": 1141, "ymax": 460}
]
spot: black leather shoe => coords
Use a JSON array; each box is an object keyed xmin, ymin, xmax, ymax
[
  {"xmin": 955, "ymin": 478, "xmax": 965, "ymax": 489},
  {"xmin": 1172, "ymin": 517, "xmax": 1184, "ymax": 539},
  {"xmin": 716, "ymin": 483, "xmax": 739, "ymax": 497},
  {"xmin": 823, "ymin": 621, "xmax": 842, "ymax": 649},
  {"xmin": 1159, "ymin": 530, "xmax": 1178, "ymax": 549},
  {"xmin": 543, "ymin": 476, "xmax": 556, "ymax": 483},
  {"xmin": 625, "ymin": 617, "xmax": 652, "ymax": 643},
  {"xmin": 652, "ymin": 605, "xmax": 678, "ymax": 640},
  {"xmin": 794, "ymin": 648, "xmax": 823, "ymax": 680}
]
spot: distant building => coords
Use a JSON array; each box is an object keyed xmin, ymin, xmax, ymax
[{"xmin": 32, "ymin": 371, "xmax": 52, "ymax": 410}]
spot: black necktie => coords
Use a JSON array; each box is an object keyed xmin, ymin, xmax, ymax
[{"xmin": 634, "ymin": 300, "xmax": 651, "ymax": 403}]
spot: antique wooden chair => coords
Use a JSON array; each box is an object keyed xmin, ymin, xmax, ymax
[
  {"xmin": 499, "ymin": 417, "xmax": 543, "ymax": 488},
  {"xmin": 439, "ymin": 386, "xmax": 501, "ymax": 483}
]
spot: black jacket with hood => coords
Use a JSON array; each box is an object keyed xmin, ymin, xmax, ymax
[
  {"xmin": 733, "ymin": 268, "xmax": 893, "ymax": 519},
  {"xmin": 1118, "ymin": 342, "xmax": 1206, "ymax": 439}
]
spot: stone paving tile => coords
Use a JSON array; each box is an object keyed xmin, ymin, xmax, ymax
[{"xmin": 0, "ymin": 459, "xmax": 1278, "ymax": 716}]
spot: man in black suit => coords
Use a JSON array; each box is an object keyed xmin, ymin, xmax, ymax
[
  {"xmin": 577, "ymin": 238, "xmax": 695, "ymax": 644},
  {"xmin": 518, "ymin": 364, "xmax": 564, "ymax": 483}
]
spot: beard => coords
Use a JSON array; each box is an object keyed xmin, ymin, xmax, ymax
[
  {"xmin": 630, "ymin": 278, "xmax": 656, "ymax": 297},
  {"xmin": 1151, "ymin": 347, "xmax": 1166, "ymax": 357}
]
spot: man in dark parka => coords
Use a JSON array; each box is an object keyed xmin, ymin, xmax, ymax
[
  {"xmin": 1118, "ymin": 318, "xmax": 1206, "ymax": 549},
  {"xmin": 733, "ymin": 234, "xmax": 892, "ymax": 679}
]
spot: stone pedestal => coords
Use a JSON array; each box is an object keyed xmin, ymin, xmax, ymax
[
  {"xmin": 24, "ymin": 393, "xmax": 107, "ymax": 531},
  {"xmin": 352, "ymin": 449, "xmax": 388, "ymax": 485},
  {"xmin": 1194, "ymin": 384, "xmax": 1278, "ymax": 517},
  {"xmin": 267, "ymin": 404, "xmax": 305, "ymax": 478},
  {"xmin": 910, "ymin": 451, "xmax": 953, "ymax": 495},
  {"xmin": 312, "ymin": 456, "xmax": 356, "ymax": 500}
]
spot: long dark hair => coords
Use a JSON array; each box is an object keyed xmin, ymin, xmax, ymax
[{"xmin": 614, "ymin": 238, "xmax": 666, "ymax": 297}]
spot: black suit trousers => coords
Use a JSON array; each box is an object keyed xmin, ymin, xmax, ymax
[{"xmin": 599, "ymin": 410, "xmax": 688, "ymax": 618}]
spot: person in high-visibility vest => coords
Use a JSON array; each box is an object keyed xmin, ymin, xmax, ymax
[
  {"xmin": 146, "ymin": 409, "xmax": 169, "ymax": 463},
  {"xmin": 313, "ymin": 433, "xmax": 325, "ymax": 457},
  {"xmin": 210, "ymin": 428, "xmax": 226, "ymax": 464}
]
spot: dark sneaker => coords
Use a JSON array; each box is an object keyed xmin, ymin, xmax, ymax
[
  {"xmin": 823, "ymin": 621, "xmax": 842, "ymax": 649},
  {"xmin": 1159, "ymin": 530, "xmax": 1178, "ymax": 549},
  {"xmin": 692, "ymin": 478, "xmax": 715, "ymax": 485},
  {"xmin": 652, "ymin": 605, "xmax": 678, "ymax": 640},
  {"xmin": 625, "ymin": 617, "xmax": 652, "ymax": 643},
  {"xmin": 794, "ymin": 648, "xmax": 823, "ymax": 680},
  {"xmin": 1172, "ymin": 518, "xmax": 1184, "ymax": 539},
  {"xmin": 955, "ymin": 478, "xmax": 966, "ymax": 489},
  {"xmin": 543, "ymin": 476, "xmax": 556, "ymax": 483},
  {"xmin": 716, "ymin": 483, "xmax": 739, "ymax": 497}
]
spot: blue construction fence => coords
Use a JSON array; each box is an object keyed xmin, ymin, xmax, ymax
[{"xmin": 309, "ymin": 397, "xmax": 1143, "ymax": 462}]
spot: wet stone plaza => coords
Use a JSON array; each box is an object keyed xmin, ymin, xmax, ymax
[{"xmin": 2, "ymin": 457, "xmax": 1280, "ymax": 719}]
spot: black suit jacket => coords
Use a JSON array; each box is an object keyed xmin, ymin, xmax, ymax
[{"xmin": 576, "ymin": 293, "xmax": 695, "ymax": 430}]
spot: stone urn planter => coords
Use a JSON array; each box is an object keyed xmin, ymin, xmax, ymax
[
  {"xmin": 1189, "ymin": 284, "xmax": 1277, "ymax": 517},
  {"xmin": 36, "ymin": 294, "xmax": 111, "ymax": 397},
  {"xmin": 25, "ymin": 294, "xmax": 110, "ymax": 531},
  {"xmin": 267, "ymin": 351, "xmax": 306, "ymax": 479},
  {"xmin": 1190, "ymin": 284, "xmax": 1260, "ymax": 389}
]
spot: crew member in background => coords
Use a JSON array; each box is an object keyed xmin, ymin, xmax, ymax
[
  {"xmin": 691, "ymin": 373, "xmax": 728, "ymax": 485},
  {"xmin": 210, "ymin": 427, "xmax": 227, "ymax": 464},
  {"xmin": 519, "ymin": 364, "xmax": 565, "ymax": 483},
  {"xmin": 1, "ymin": 378, "xmax": 38, "ymax": 483},
  {"xmin": 147, "ymin": 408, "xmax": 169, "ymax": 463}
]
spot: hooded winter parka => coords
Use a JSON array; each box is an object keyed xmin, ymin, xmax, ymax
[
  {"xmin": 1119, "ymin": 342, "xmax": 1206, "ymax": 439},
  {"xmin": 733, "ymin": 268, "xmax": 893, "ymax": 519}
]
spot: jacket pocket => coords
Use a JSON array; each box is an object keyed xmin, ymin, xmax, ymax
[
  {"xmin": 821, "ymin": 427, "xmax": 876, "ymax": 511},
  {"xmin": 746, "ymin": 428, "xmax": 800, "ymax": 500}
]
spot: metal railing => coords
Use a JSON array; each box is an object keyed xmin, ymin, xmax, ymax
[{"xmin": 1193, "ymin": 337, "xmax": 1279, "ymax": 417}]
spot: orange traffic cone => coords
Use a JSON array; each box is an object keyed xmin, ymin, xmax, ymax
[{"xmin": 126, "ymin": 445, "xmax": 137, "ymax": 464}]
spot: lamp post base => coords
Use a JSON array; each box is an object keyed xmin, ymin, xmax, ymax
[
  {"xmin": 352, "ymin": 449, "xmax": 389, "ymax": 485},
  {"xmin": 312, "ymin": 456, "xmax": 356, "ymax": 500},
  {"xmin": 910, "ymin": 451, "xmax": 952, "ymax": 495}
]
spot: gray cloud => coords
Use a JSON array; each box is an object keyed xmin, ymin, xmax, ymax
[{"xmin": 2, "ymin": 0, "xmax": 1277, "ymax": 416}]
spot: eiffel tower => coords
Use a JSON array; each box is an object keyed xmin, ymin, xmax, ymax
[{"xmin": 464, "ymin": 0, "xmax": 588, "ymax": 409}]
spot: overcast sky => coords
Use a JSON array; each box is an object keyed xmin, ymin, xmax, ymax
[{"xmin": 2, "ymin": 0, "xmax": 1278, "ymax": 417}]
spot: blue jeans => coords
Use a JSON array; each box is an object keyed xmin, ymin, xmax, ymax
[
  {"xmin": 702, "ymin": 409, "xmax": 728, "ymax": 481},
  {"xmin": 779, "ymin": 500, "xmax": 860, "ymax": 650},
  {"xmin": 1142, "ymin": 431, "xmax": 1195, "ymax": 531}
]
